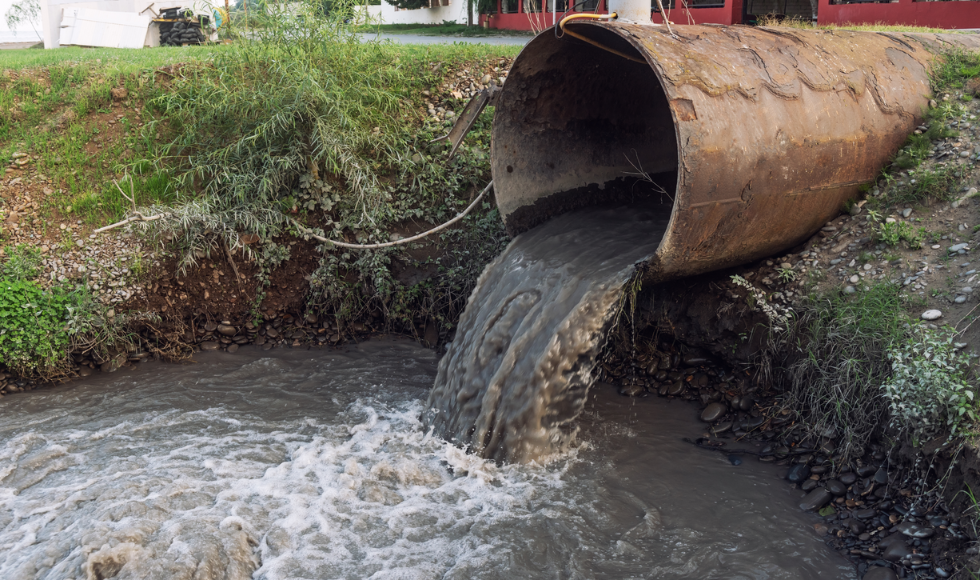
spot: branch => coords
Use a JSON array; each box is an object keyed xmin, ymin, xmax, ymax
[
  {"xmin": 293, "ymin": 181, "xmax": 494, "ymax": 250},
  {"xmin": 93, "ymin": 212, "xmax": 166, "ymax": 234}
]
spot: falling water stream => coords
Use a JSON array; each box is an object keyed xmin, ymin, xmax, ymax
[{"xmin": 0, "ymin": 202, "xmax": 856, "ymax": 579}]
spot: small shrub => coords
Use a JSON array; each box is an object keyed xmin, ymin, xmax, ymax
[
  {"xmin": 0, "ymin": 278, "xmax": 87, "ymax": 377},
  {"xmin": 882, "ymin": 325, "xmax": 976, "ymax": 445},
  {"xmin": 876, "ymin": 221, "xmax": 924, "ymax": 249},
  {"xmin": 0, "ymin": 243, "xmax": 42, "ymax": 279}
]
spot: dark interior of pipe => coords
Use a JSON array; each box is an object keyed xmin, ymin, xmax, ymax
[{"xmin": 493, "ymin": 25, "xmax": 679, "ymax": 235}]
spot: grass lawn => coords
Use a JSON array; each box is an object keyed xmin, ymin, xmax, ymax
[{"xmin": 355, "ymin": 23, "xmax": 534, "ymax": 37}]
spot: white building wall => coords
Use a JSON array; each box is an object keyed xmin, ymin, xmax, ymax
[{"xmin": 377, "ymin": 0, "xmax": 474, "ymax": 24}]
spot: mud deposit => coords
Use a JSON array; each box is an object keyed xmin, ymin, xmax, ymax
[{"xmin": 0, "ymin": 339, "xmax": 854, "ymax": 579}]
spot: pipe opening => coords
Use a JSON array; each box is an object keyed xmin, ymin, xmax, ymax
[{"xmin": 491, "ymin": 25, "xmax": 679, "ymax": 236}]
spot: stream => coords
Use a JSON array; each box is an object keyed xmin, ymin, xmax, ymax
[{"xmin": 0, "ymin": 339, "xmax": 855, "ymax": 579}]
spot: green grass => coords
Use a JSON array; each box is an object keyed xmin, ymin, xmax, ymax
[
  {"xmin": 780, "ymin": 284, "xmax": 912, "ymax": 463},
  {"xmin": 756, "ymin": 16, "xmax": 951, "ymax": 33},
  {"xmin": 0, "ymin": 45, "xmax": 228, "ymax": 72},
  {"xmin": 354, "ymin": 23, "xmax": 534, "ymax": 37}
]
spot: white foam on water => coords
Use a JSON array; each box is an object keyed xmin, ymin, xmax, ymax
[
  {"xmin": 0, "ymin": 394, "xmax": 576, "ymax": 580},
  {"xmin": 0, "ymin": 344, "xmax": 856, "ymax": 580}
]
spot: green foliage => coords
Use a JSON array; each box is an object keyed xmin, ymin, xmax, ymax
[
  {"xmin": 0, "ymin": 279, "xmax": 85, "ymax": 377},
  {"xmin": 776, "ymin": 267, "xmax": 796, "ymax": 283},
  {"xmin": 876, "ymin": 221, "xmax": 925, "ymax": 250},
  {"xmin": 0, "ymin": 248, "xmax": 99, "ymax": 378},
  {"xmin": 4, "ymin": 0, "xmax": 40, "ymax": 37},
  {"xmin": 883, "ymin": 325, "xmax": 976, "ymax": 445},
  {"xmin": 780, "ymin": 284, "xmax": 910, "ymax": 462},
  {"xmin": 930, "ymin": 48, "xmax": 980, "ymax": 94},
  {"xmin": 0, "ymin": 244, "xmax": 42, "ymax": 279}
]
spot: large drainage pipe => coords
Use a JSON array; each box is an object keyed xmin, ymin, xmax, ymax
[{"xmin": 491, "ymin": 24, "xmax": 980, "ymax": 283}]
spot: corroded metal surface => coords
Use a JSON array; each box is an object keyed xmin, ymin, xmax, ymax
[{"xmin": 490, "ymin": 24, "xmax": 980, "ymax": 283}]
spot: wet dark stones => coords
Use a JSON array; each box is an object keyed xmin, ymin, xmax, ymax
[{"xmin": 700, "ymin": 402, "xmax": 727, "ymax": 422}]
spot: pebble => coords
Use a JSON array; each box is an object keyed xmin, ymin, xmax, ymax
[
  {"xmin": 840, "ymin": 472, "xmax": 857, "ymax": 485},
  {"xmin": 955, "ymin": 296, "xmax": 967, "ymax": 303},
  {"xmin": 700, "ymin": 402, "xmax": 727, "ymax": 422},
  {"xmin": 786, "ymin": 464, "xmax": 810, "ymax": 483},
  {"xmin": 921, "ymin": 309, "xmax": 942, "ymax": 321},
  {"xmin": 226, "ymin": 343, "xmax": 239, "ymax": 353},
  {"xmin": 825, "ymin": 479, "xmax": 847, "ymax": 496},
  {"xmin": 897, "ymin": 522, "xmax": 935, "ymax": 539},
  {"xmin": 902, "ymin": 208, "xmax": 912, "ymax": 218},
  {"xmin": 850, "ymin": 275, "xmax": 860, "ymax": 284},
  {"xmin": 844, "ymin": 285, "xmax": 856, "ymax": 294},
  {"xmin": 949, "ymin": 243, "xmax": 969, "ymax": 253},
  {"xmin": 799, "ymin": 488, "xmax": 831, "ymax": 511},
  {"xmin": 200, "ymin": 341, "xmax": 220, "ymax": 351},
  {"xmin": 217, "ymin": 324, "xmax": 237, "ymax": 336}
]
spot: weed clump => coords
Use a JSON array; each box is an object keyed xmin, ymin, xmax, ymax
[
  {"xmin": 0, "ymin": 245, "xmax": 93, "ymax": 378},
  {"xmin": 777, "ymin": 284, "xmax": 977, "ymax": 463}
]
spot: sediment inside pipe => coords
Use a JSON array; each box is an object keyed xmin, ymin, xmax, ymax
[{"xmin": 490, "ymin": 26, "xmax": 679, "ymax": 236}]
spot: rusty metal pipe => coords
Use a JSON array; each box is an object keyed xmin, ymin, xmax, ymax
[{"xmin": 490, "ymin": 25, "xmax": 980, "ymax": 283}]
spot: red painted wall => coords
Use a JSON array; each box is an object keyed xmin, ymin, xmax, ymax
[
  {"xmin": 818, "ymin": 0, "xmax": 980, "ymax": 29},
  {"xmin": 481, "ymin": 0, "xmax": 741, "ymax": 28}
]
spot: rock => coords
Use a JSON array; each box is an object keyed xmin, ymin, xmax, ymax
[
  {"xmin": 956, "ymin": 296, "xmax": 968, "ymax": 304},
  {"xmin": 825, "ymin": 479, "xmax": 847, "ymax": 496},
  {"xmin": 217, "ymin": 324, "xmax": 237, "ymax": 336},
  {"xmin": 863, "ymin": 566, "xmax": 898, "ymax": 580},
  {"xmin": 226, "ymin": 343, "xmax": 239, "ymax": 353},
  {"xmin": 881, "ymin": 540, "xmax": 911, "ymax": 562},
  {"xmin": 480, "ymin": 73, "xmax": 492, "ymax": 84},
  {"xmin": 700, "ymin": 402, "xmax": 728, "ymax": 422},
  {"xmin": 780, "ymin": 262, "xmax": 792, "ymax": 269},
  {"xmin": 961, "ymin": 150, "xmax": 971, "ymax": 158},
  {"xmin": 738, "ymin": 395, "xmax": 754, "ymax": 411},
  {"xmin": 111, "ymin": 87, "xmax": 128, "ymax": 101},
  {"xmin": 728, "ymin": 455, "xmax": 742, "ymax": 466},
  {"xmin": 801, "ymin": 479, "xmax": 819, "ymax": 491},
  {"xmin": 786, "ymin": 464, "xmax": 811, "ymax": 483},
  {"xmin": 849, "ymin": 275, "xmax": 860, "ymax": 284},
  {"xmin": 78, "ymin": 366, "xmax": 94, "ymax": 377},
  {"xmin": 874, "ymin": 468, "xmax": 888, "ymax": 484},
  {"xmin": 896, "ymin": 522, "xmax": 934, "ymax": 538},
  {"xmin": 844, "ymin": 285, "xmax": 856, "ymax": 294},
  {"xmin": 921, "ymin": 309, "xmax": 942, "ymax": 321},
  {"xmin": 799, "ymin": 488, "xmax": 832, "ymax": 511},
  {"xmin": 901, "ymin": 208, "xmax": 912, "ymax": 218},
  {"xmin": 200, "ymin": 341, "xmax": 220, "ymax": 351},
  {"xmin": 949, "ymin": 243, "xmax": 969, "ymax": 253}
]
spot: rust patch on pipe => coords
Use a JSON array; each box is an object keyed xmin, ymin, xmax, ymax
[{"xmin": 670, "ymin": 99, "xmax": 697, "ymax": 121}]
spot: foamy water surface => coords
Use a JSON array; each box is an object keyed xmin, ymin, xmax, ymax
[{"xmin": 0, "ymin": 338, "xmax": 855, "ymax": 579}]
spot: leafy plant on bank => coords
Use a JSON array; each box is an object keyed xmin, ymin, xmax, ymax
[
  {"xmin": 0, "ymin": 246, "xmax": 92, "ymax": 378},
  {"xmin": 883, "ymin": 325, "xmax": 975, "ymax": 447},
  {"xmin": 876, "ymin": 220, "xmax": 925, "ymax": 249}
]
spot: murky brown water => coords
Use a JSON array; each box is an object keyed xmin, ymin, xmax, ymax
[
  {"xmin": 425, "ymin": 202, "xmax": 671, "ymax": 463},
  {"xmin": 0, "ymin": 339, "xmax": 854, "ymax": 579}
]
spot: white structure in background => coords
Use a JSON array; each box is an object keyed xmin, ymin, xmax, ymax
[
  {"xmin": 39, "ymin": 0, "xmax": 215, "ymax": 48},
  {"xmin": 373, "ymin": 0, "xmax": 475, "ymax": 25}
]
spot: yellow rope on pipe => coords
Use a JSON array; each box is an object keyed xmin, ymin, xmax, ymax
[{"xmin": 557, "ymin": 12, "xmax": 647, "ymax": 64}]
